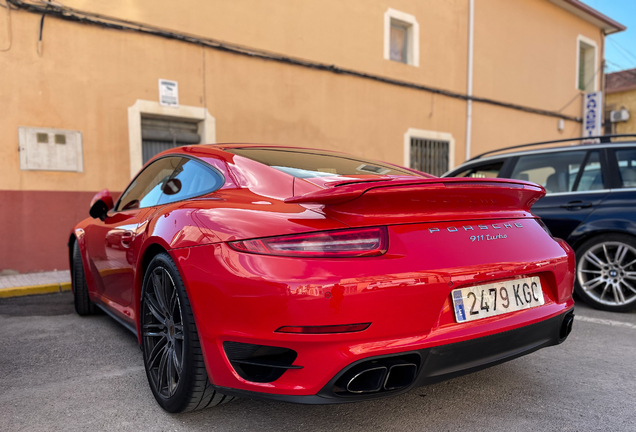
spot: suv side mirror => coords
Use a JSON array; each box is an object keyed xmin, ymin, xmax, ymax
[{"xmin": 89, "ymin": 189, "xmax": 114, "ymax": 221}]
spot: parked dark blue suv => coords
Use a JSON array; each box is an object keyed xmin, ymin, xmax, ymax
[{"xmin": 444, "ymin": 136, "xmax": 636, "ymax": 312}]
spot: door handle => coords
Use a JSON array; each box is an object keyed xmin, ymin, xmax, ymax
[
  {"xmin": 560, "ymin": 200, "xmax": 593, "ymax": 209},
  {"xmin": 121, "ymin": 231, "xmax": 134, "ymax": 248}
]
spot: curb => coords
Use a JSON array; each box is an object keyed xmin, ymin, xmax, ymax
[{"xmin": 0, "ymin": 282, "xmax": 72, "ymax": 299}]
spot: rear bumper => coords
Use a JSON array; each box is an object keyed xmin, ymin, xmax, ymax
[
  {"xmin": 215, "ymin": 309, "xmax": 574, "ymax": 404},
  {"xmin": 169, "ymin": 218, "xmax": 575, "ymax": 400}
]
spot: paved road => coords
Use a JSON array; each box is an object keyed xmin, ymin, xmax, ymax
[{"xmin": 1, "ymin": 292, "xmax": 635, "ymax": 432}]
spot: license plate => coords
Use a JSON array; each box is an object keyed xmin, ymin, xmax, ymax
[{"xmin": 451, "ymin": 276, "xmax": 545, "ymax": 323}]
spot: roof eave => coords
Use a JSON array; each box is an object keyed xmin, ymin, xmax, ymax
[{"xmin": 549, "ymin": 0, "xmax": 626, "ymax": 35}]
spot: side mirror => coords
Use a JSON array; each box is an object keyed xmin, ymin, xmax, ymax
[
  {"xmin": 89, "ymin": 189, "xmax": 114, "ymax": 221},
  {"xmin": 162, "ymin": 178, "xmax": 182, "ymax": 195}
]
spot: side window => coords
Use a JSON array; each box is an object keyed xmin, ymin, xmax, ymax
[
  {"xmin": 453, "ymin": 162, "xmax": 503, "ymax": 179},
  {"xmin": 511, "ymin": 151, "xmax": 587, "ymax": 194},
  {"xmin": 574, "ymin": 151, "xmax": 603, "ymax": 191},
  {"xmin": 116, "ymin": 157, "xmax": 182, "ymax": 211},
  {"xmin": 157, "ymin": 158, "xmax": 224, "ymax": 205},
  {"xmin": 616, "ymin": 148, "xmax": 636, "ymax": 188}
]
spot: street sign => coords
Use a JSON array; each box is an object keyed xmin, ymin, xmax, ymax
[
  {"xmin": 159, "ymin": 79, "xmax": 179, "ymax": 107},
  {"xmin": 582, "ymin": 91, "xmax": 602, "ymax": 137}
]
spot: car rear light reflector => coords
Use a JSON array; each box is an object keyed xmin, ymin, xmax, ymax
[
  {"xmin": 228, "ymin": 227, "xmax": 388, "ymax": 257},
  {"xmin": 276, "ymin": 323, "xmax": 371, "ymax": 334}
]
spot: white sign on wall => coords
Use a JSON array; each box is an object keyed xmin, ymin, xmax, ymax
[
  {"xmin": 159, "ymin": 79, "xmax": 179, "ymax": 107},
  {"xmin": 583, "ymin": 91, "xmax": 603, "ymax": 138}
]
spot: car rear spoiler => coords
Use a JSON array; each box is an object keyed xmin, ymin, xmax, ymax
[{"xmin": 285, "ymin": 178, "xmax": 546, "ymax": 224}]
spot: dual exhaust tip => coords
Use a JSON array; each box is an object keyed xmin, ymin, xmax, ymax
[{"xmin": 346, "ymin": 360, "xmax": 418, "ymax": 394}]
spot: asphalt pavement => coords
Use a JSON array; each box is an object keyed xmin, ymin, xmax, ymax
[{"xmin": 1, "ymin": 292, "xmax": 635, "ymax": 432}]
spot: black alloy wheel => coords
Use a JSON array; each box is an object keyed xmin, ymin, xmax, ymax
[
  {"xmin": 142, "ymin": 266, "xmax": 185, "ymax": 399},
  {"xmin": 141, "ymin": 252, "xmax": 235, "ymax": 412},
  {"xmin": 575, "ymin": 234, "xmax": 636, "ymax": 312}
]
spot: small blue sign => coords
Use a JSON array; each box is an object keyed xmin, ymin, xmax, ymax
[{"xmin": 453, "ymin": 290, "xmax": 466, "ymax": 322}]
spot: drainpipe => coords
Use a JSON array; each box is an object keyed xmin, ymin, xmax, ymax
[
  {"xmin": 600, "ymin": 28, "xmax": 606, "ymax": 134},
  {"xmin": 465, "ymin": 0, "xmax": 474, "ymax": 161}
]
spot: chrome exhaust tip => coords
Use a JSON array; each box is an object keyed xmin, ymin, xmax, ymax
[
  {"xmin": 346, "ymin": 366, "xmax": 388, "ymax": 394},
  {"xmin": 384, "ymin": 362, "xmax": 418, "ymax": 391}
]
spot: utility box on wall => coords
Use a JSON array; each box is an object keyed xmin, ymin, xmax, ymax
[{"xmin": 18, "ymin": 127, "xmax": 84, "ymax": 172}]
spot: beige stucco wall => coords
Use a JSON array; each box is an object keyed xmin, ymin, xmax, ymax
[
  {"xmin": 471, "ymin": 0, "xmax": 602, "ymax": 154},
  {"xmin": 0, "ymin": 0, "xmax": 606, "ymax": 193}
]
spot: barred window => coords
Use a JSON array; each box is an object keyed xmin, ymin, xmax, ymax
[{"xmin": 409, "ymin": 138, "xmax": 449, "ymax": 176}]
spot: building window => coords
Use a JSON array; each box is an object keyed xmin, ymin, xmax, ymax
[
  {"xmin": 390, "ymin": 21, "xmax": 408, "ymax": 63},
  {"xmin": 577, "ymin": 36, "xmax": 597, "ymax": 92},
  {"xmin": 384, "ymin": 9, "xmax": 419, "ymax": 67},
  {"xmin": 403, "ymin": 128, "xmax": 455, "ymax": 176},
  {"xmin": 410, "ymin": 138, "xmax": 449, "ymax": 176}
]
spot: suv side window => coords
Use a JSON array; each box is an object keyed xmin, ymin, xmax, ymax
[
  {"xmin": 157, "ymin": 158, "xmax": 224, "ymax": 205},
  {"xmin": 116, "ymin": 157, "xmax": 182, "ymax": 211},
  {"xmin": 616, "ymin": 148, "xmax": 636, "ymax": 188},
  {"xmin": 574, "ymin": 151, "xmax": 604, "ymax": 192},
  {"xmin": 510, "ymin": 151, "xmax": 587, "ymax": 194},
  {"xmin": 452, "ymin": 161, "xmax": 504, "ymax": 178}
]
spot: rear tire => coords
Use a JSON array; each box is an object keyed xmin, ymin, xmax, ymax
[
  {"xmin": 72, "ymin": 241, "xmax": 96, "ymax": 316},
  {"xmin": 140, "ymin": 252, "xmax": 235, "ymax": 412},
  {"xmin": 574, "ymin": 234, "xmax": 636, "ymax": 312}
]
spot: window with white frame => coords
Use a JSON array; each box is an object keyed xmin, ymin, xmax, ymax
[
  {"xmin": 577, "ymin": 36, "xmax": 597, "ymax": 92},
  {"xmin": 384, "ymin": 9, "xmax": 419, "ymax": 67},
  {"xmin": 403, "ymin": 128, "xmax": 455, "ymax": 176}
]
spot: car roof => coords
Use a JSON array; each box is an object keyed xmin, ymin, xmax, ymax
[
  {"xmin": 461, "ymin": 136, "xmax": 636, "ymax": 165},
  {"xmin": 467, "ymin": 134, "xmax": 636, "ymax": 162},
  {"xmin": 468, "ymin": 141, "xmax": 634, "ymax": 165}
]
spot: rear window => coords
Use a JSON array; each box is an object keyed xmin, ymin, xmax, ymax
[
  {"xmin": 616, "ymin": 148, "xmax": 636, "ymax": 188},
  {"xmin": 226, "ymin": 148, "xmax": 423, "ymax": 178}
]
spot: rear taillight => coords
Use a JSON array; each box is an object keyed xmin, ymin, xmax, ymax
[{"xmin": 228, "ymin": 227, "xmax": 388, "ymax": 258}]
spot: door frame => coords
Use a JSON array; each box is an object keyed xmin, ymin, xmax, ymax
[{"xmin": 127, "ymin": 99, "xmax": 216, "ymax": 178}]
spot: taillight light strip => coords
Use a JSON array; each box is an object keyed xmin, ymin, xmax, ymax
[{"xmin": 228, "ymin": 226, "xmax": 388, "ymax": 258}]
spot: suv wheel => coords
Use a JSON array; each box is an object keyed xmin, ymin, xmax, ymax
[{"xmin": 575, "ymin": 234, "xmax": 636, "ymax": 312}]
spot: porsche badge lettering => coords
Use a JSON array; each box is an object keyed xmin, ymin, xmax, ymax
[{"xmin": 428, "ymin": 222, "xmax": 523, "ymax": 236}]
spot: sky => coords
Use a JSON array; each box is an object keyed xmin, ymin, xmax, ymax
[{"xmin": 581, "ymin": 0, "xmax": 636, "ymax": 72}]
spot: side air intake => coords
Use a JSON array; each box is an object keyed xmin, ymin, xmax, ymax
[{"xmin": 223, "ymin": 341, "xmax": 302, "ymax": 383}]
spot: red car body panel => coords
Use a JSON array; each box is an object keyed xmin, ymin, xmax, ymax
[{"xmin": 70, "ymin": 144, "xmax": 575, "ymax": 402}]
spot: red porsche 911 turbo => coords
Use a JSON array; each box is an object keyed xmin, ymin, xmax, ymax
[{"xmin": 69, "ymin": 144, "xmax": 575, "ymax": 413}]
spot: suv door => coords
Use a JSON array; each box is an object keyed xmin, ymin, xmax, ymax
[{"xmin": 509, "ymin": 149, "xmax": 609, "ymax": 240}]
